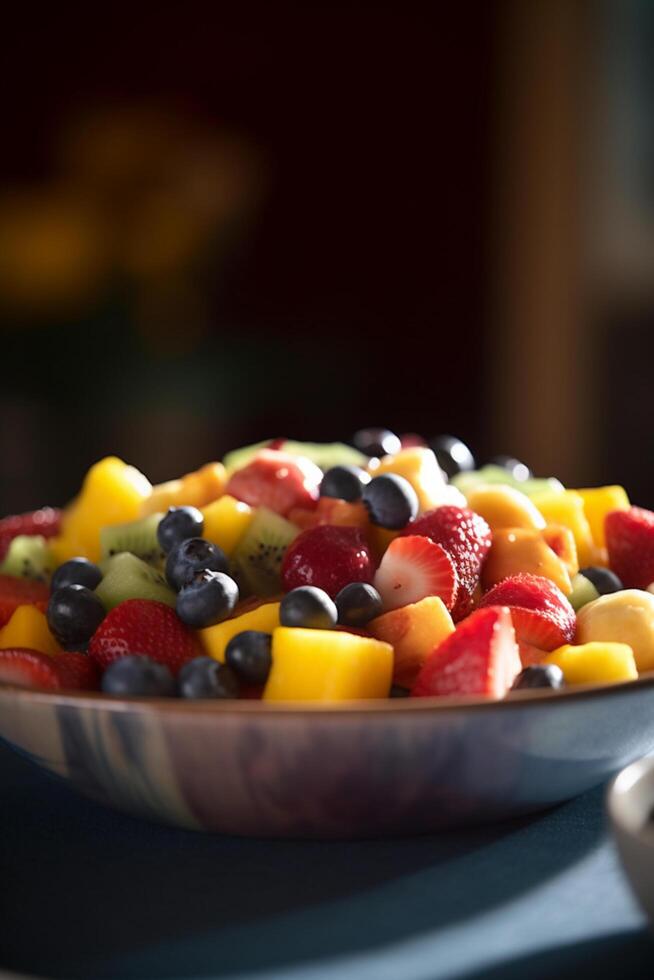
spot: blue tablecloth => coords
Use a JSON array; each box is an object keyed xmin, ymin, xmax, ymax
[{"xmin": 0, "ymin": 739, "xmax": 651, "ymax": 980}]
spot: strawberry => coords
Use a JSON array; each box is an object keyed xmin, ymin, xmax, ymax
[
  {"xmin": 0, "ymin": 507, "xmax": 61, "ymax": 560},
  {"xmin": 479, "ymin": 573, "xmax": 575, "ymax": 655},
  {"xmin": 373, "ymin": 535, "xmax": 458, "ymax": 611},
  {"xmin": 89, "ymin": 599, "xmax": 201, "ymax": 674},
  {"xmin": 225, "ymin": 450, "xmax": 322, "ymax": 517},
  {"xmin": 402, "ymin": 505, "xmax": 492, "ymax": 620},
  {"xmin": 606, "ymin": 507, "xmax": 654, "ymax": 589},
  {"xmin": 0, "ymin": 647, "xmax": 62, "ymax": 690},
  {"xmin": 0, "ymin": 574, "xmax": 50, "ymax": 628},
  {"xmin": 281, "ymin": 525, "xmax": 375, "ymax": 597},
  {"xmin": 411, "ymin": 606, "xmax": 521, "ymax": 698},
  {"xmin": 55, "ymin": 652, "xmax": 101, "ymax": 690}
]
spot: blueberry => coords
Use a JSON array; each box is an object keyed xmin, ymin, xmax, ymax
[
  {"xmin": 335, "ymin": 582, "xmax": 383, "ymax": 626},
  {"xmin": 511, "ymin": 664, "xmax": 564, "ymax": 691},
  {"xmin": 51, "ymin": 558, "xmax": 102, "ymax": 592},
  {"xmin": 488, "ymin": 455, "xmax": 532, "ymax": 481},
  {"xmin": 176, "ymin": 570, "xmax": 239, "ymax": 628},
  {"xmin": 352, "ymin": 427, "xmax": 401, "ymax": 458},
  {"xmin": 579, "ymin": 566, "xmax": 623, "ymax": 595},
  {"xmin": 362, "ymin": 473, "xmax": 418, "ymax": 529},
  {"xmin": 157, "ymin": 506, "xmax": 204, "ymax": 554},
  {"xmin": 102, "ymin": 654, "xmax": 176, "ymax": 697},
  {"xmin": 429, "ymin": 435, "xmax": 475, "ymax": 478},
  {"xmin": 165, "ymin": 538, "xmax": 228, "ymax": 591},
  {"xmin": 280, "ymin": 586, "xmax": 338, "ymax": 629},
  {"xmin": 225, "ymin": 630, "xmax": 272, "ymax": 685},
  {"xmin": 47, "ymin": 585, "xmax": 106, "ymax": 646},
  {"xmin": 177, "ymin": 656, "xmax": 240, "ymax": 699},
  {"xmin": 320, "ymin": 465, "xmax": 370, "ymax": 502}
]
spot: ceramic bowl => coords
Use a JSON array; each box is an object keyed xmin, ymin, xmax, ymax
[
  {"xmin": 3, "ymin": 676, "xmax": 654, "ymax": 838},
  {"xmin": 607, "ymin": 756, "xmax": 654, "ymax": 926}
]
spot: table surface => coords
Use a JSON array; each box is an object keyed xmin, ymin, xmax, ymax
[{"xmin": 0, "ymin": 740, "xmax": 652, "ymax": 980}]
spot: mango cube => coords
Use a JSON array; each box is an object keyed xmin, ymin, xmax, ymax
[
  {"xmin": 264, "ymin": 627, "xmax": 393, "ymax": 701},
  {"xmin": 201, "ymin": 495, "xmax": 253, "ymax": 557},
  {"xmin": 528, "ymin": 489, "xmax": 594, "ymax": 567},
  {"xmin": 372, "ymin": 447, "xmax": 465, "ymax": 512},
  {"xmin": 369, "ymin": 596, "xmax": 455, "ymax": 688},
  {"xmin": 482, "ymin": 527, "xmax": 572, "ymax": 594},
  {"xmin": 545, "ymin": 642, "xmax": 637, "ymax": 685},
  {"xmin": 466, "ymin": 484, "xmax": 546, "ymax": 531},
  {"xmin": 0, "ymin": 604, "xmax": 61, "ymax": 657},
  {"xmin": 575, "ymin": 485, "xmax": 630, "ymax": 548},
  {"xmin": 199, "ymin": 601, "xmax": 280, "ymax": 663}
]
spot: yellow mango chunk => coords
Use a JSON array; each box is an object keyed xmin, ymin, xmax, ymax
[
  {"xmin": 482, "ymin": 527, "xmax": 572, "ymax": 594},
  {"xmin": 466, "ymin": 484, "xmax": 546, "ymax": 531},
  {"xmin": 575, "ymin": 486, "xmax": 630, "ymax": 549},
  {"xmin": 141, "ymin": 462, "xmax": 226, "ymax": 516},
  {"xmin": 546, "ymin": 642, "xmax": 637, "ymax": 685},
  {"xmin": 199, "ymin": 601, "xmax": 280, "ymax": 663},
  {"xmin": 0, "ymin": 605, "xmax": 61, "ymax": 657},
  {"xmin": 264, "ymin": 627, "xmax": 393, "ymax": 701},
  {"xmin": 528, "ymin": 490, "xmax": 594, "ymax": 567},
  {"xmin": 369, "ymin": 596, "xmax": 454, "ymax": 688},
  {"xmin": 372, "ymin": 447, "xmax": 465, "ymax": 512},
  {"xmin": 576, "ymin": 589, "xmax": 654, "ymax": 672},
  {"xmin": 201, "ymin": 495, "xmax": 253, "ymax": 557}
]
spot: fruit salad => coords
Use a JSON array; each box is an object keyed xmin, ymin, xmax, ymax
[{"xmin": 0, "ymin": 429, "xmax": 650, "ymax": 702}]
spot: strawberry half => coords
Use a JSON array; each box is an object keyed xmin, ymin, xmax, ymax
[
  {"xmin": 225, "ymin": 449, "xmax": 321, "ymax": 517},
  {"xmin": 89, "ymin": 599, "xmax": 201, "ymax": 674},
  {"xmin": 373, "ymin": 535, "xmax": 458, "ymax": 612},
  {"xmin": 402, "ymin": 506, "xmax": 492, "ymax": 620},
  {"xmin": 0, "ymin": 507, "xmax": 61, "ymax": 561},
  {"xmin": 55, "ymin": 652, "xmax": 101, "ymax": 691},
  {"xmin": 0, "ymin": 647, "xmax": 62, "ymax": 690},
  {"xmin": 478, "ymin": 573, "xmax": 575, "ymax": 656},
  {"xmin": 0, "ymin": 574, "xmax": 50, "ymax": 628},
  {"xmin": 281, "ymin": 525, "xmax": 375, "ymax": 597},
  {"xmin": 411, "ymin": 606, "xmax": 521, "ymax": 698},
  {"xmin": 606, "ymin": 507, "xmax": 654, "ymax": 589}
]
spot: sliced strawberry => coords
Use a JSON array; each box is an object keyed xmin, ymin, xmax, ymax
[
  {"xmin": 509, "ymin": 607, "xmax": 572, "ymax": 656},
  {"xmin": 89, "ymin": 599, "xmax": 201, "ymax": 674},
  {"xmin": 55, "ymin": 652, "xmax": 101, "ymax": 690},
  {"xmin": 373, "ymin": 535, "xmax": 458, "ymax": 612},
  {"xmin": 225, "ymin": 450, "xmax": 321, "ymax": 517},
  {"xmin": 0, "ymin": 575, "xmax": 50, "ymax": 628},
  {"xmin": 0, "ymin": 647, "xmax": 62, "ymax": 690},
  {"xmin": 0, "ymin": 507, "xmax": 62, "ymax": 561},
  {"xmin": 402, "ymin": 506, "xmax": 492, "ymax": 620},
  {"xmin": 281, "ymin": 525, "xmax": 375, "ymax": 597},
  {"xmin": 606, "ymin": 507, "xmax": 654, "ymax": 589},
  {"xmin": 478, "ymin": 573, "xmax": 575, "ymax": 654},
  {"xmin": 411, "ymin": 606, "xmax": 521, "ymax": 698}
]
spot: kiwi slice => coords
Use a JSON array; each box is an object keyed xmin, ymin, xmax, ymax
[
  {"xmin": 0, "ymin": 535, "xmax": 54, "ymax": 582},
  {"xmin": 568, "ymin": 573, "xmax": 600, "ymax": 612},
  {"xmin": 229, "ymin": 507, "xmax": 299, "ymax": 598},
  {"xmin": 100, "ymin": 513, "xmax": 165, "ymax": 570},
  {"xmin": 95, "ymin": 552, "xmax": 176, "ymax": 610},
  {"xmin": 452, "ymin": 466, "xmax": 565, "ymax": 499},
  {"xmin": 224, "ymin": 440, "xmax": 367, "ymax": 474}
]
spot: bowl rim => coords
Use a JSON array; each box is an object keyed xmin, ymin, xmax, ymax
[{"xmin": 2, "ymin": 670, "xmax": 654, "ymax": 716}]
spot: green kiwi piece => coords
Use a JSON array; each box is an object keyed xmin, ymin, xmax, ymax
[
  {"xmin": 568, "ymin": 573, "xmax": 600, "ymax": 612},
  {"xmin": 95, "ymin": 552, "xmax": 176, "ymax": 611},
  {"xmin": 100, "ymin": 513, "xmax": 165, "ymax": 570},
  {"xmin": 229, "ymin": 507, "xmax": 299, "ymax": 598},
  {"xmin": 0, "ymin": 535, "xmax": 54, "ymax": 582},
  {"xmin": 452, "ymin": 466, "xmax": 565, "ymax": 498},
  {"xmin": 224, "ymin": 440, "xmax": 367, "ymax": 474}
]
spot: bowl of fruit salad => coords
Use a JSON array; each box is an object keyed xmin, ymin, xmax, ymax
[{"xmin": 2, "ymin": 430, "xmax": 654, "ymax": 838}]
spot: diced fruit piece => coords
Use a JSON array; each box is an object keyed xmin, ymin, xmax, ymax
[
  {"xmin": 165, "ymin": 538, "xmax": 228, "ymax": 592},
  {"xmin": 481, "ymin": 527, "xmax": 572, "ymax": 595},
  {"xmin": 0, "ymin": 574, "xmax": 49, "ymax": 628},
  {"xmin": 528, "ymin": 489, "xmax": 594, "ymax": 567},
  {"xmin": 225, "ymin": 449, "xmax": 321, "ymax": 517},
  {"xmin": 541, "ymin": 524, "xmax": 579, "ymax": 577},
  {"xmin": 199, "ymin": 601, "xmax": 281, "ymax": 663},
  {"xmin": 402, "ymin": 506, "xmax": 492, "ymax": 619},
  {"xmin": 51, "ymin": 558, "xmax": 102, "ymax": 592},
  {"xmin": 0, "ymin": 648, "xmax": 62, "ymax": 690},
  {"xmin": 362, "ymin": 474, "xmax": 419, "ymax": 529},
  {"xmin": 0, "ymin": 535, "xmax": 54, "ymax": 582},
  {"xmin": 224, "ymin": 440, "xmax": 367, "ymax": 475},
  {"xmin": 225, "ymin": 631, "xmax": 273, "ymax": 686},
  {"xmin": 177, "ymin": 657, "xmax": 240, "ymax": 699},
  {"xmin": 575, "ymin": 485, "xmax": 630, "ymax": 548},
  {"xmin": 102, "ymin": 655, "xmax": 176, "ymax": 697},
  {"xmin": 100, "ymin": 512, "xmax": 165, "ymax": 569},
  {"xmin": 55, "ymin": 652, "xmax": 100, "ymax": 690},
  {"xmin": 428, "ymin": 435, "xmax": 475, "ymax": 478},
  {"xmin": 96, "ymin": 552, "xmax": 176, "ymax": 610},
  {"xmin": 580, "ymin": 566, "xmax": 623, "ymax": 595},
  {"xmin": 369, "ymin": 595, "xmax": 455, "ymax": 688},
  {"xmin": 264, "ymin": 627, "xmax": 393, "ymax": 701},
  {"xmin": 141, "ymin": 462, "xmax": 226, "ymax": 516},
  {"xmin": 399, "ymin": 433, "xmax": 428, "ymax": 449},
  {"xmin": 353, "ymin": 428, "xmax": 401, "ymax": 459},
  {"xmin": 411, "ymin": 606, "xmax": 521, "ymax": 699},
  {"xmin": 287, "ymin": 497, "xmax": 370, "ymax": 533},
  {"xmin": 280, "ymin": 586, "xmax": 338, "ymax": 629},
  {"xmin": 89, "ymin": 599, "xmax": 200, "ymax": 674},
  {"xmin": 371, "ymin": 447, "xmax": 466, "ymax": 512},
  {"xmin": 156, "ymin": 507, "xmax": 204, "ymax": 554},
  {"xmin": 568, "ymin": 573, "xmax": 600, "ymax": 612},
  {"xmin": 479, "ymin": 573, "xmax": 576, "ymax": 655},
  {"xmin": 488, "ymin": 455, "xmax": 532, "ymax": 481},
  {"xmin": 465, "ymin": 484, "xmax": 545, "ymax": 531},
  {"xmin": 452, "ymin": 465, "xmax": 564, "ymax": 498},
  {"xmin": 47, "ymin": 585, "xmax": 107, "ymax": 647},
  {"xmin": 176, "ymin": 570, "xmax": 239, "ymax": 628},
  {"xmin": 201, "ymin": 495, "xmax": 254, "ymax": 557},
  {"xmin": 511, "ymin": 664, "xmax": 564, "ymax": 690},
  {"xmin": 373, "ymin": 535, "xmax": 458, "ymax": 612},
  {"xmin": 281, "ymin": 525, "xmax": 374, "ymax": 598},
  {"xmin": 231, "ymin": 507, "xmax": 299, "ymax": 597},
  {"xmin": 0, "ymin": 507, "xmax": 61, "ymax": 562},
  {"xmin": 576, "ymin": 589, "xmax": 654, "ymax": 672},
  {"xmin": 0, "ymin": 605, "xmax": 61, "ymax": 657},
  {"xmin": 320, "ymin": 465, "xmax": 370, "ymax": 502},
  {"xmin": 605, "ymin": 507, "xmax": 654, "ymax": 589},
  {"xmin": 545, "ymin": 642, "xmax": 637, "ymax": 685},
  {"xmin": 54, "ymin": 456, "xmax": 152, "ymax": 563},
  {"xmin": 335, "ymin": 582, "xmax": 383, "ymax": 627}
]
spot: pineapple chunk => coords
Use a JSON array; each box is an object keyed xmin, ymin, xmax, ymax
[
  {"xmin": 545, "ymin": 642, "xmax": 637, "ymax": 685},
  {"xmin": 0, "ymin": 605, "xmax": 61, "ymax": 657},
  {"xmin": 264, "ymin": 627, "xmax": 393, "ymax": 701},
  {"xmin": 528, "ymin": 490, "xmax": 594, "ymax": 567},
  {"xmin": 575, "ymin": 486, "xmax": 630, "ymax": 549},
  {"xmin": 369, "ymin": 596, "xmax": 454, "ymax": 688},
  {"xmin": 201, "ymin": 495, "xmax": 253, "ymax": 557},
  {"xmin": 199, "ymin": 601, "xmax": 280, "ymax": 663}
]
